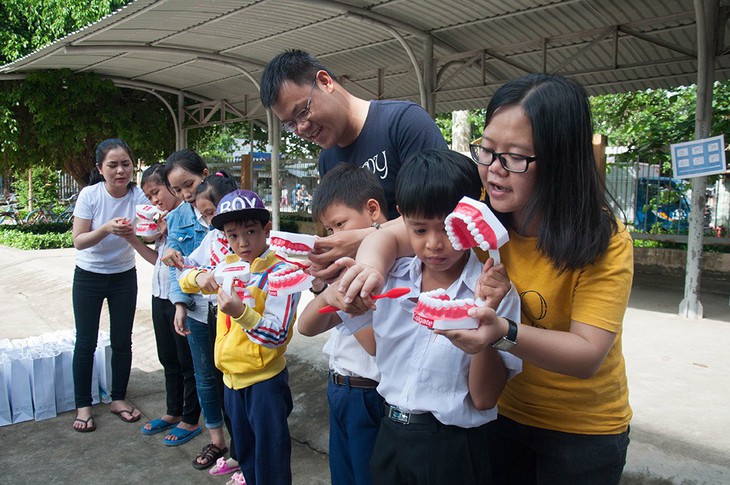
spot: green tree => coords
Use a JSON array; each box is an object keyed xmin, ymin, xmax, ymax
[
  {"xmin": 1, "ymin": 69, "xmax": 174, "ymax": 186},
  {"xmin": 591, "ymin": 82, "xmax": 730, "ymax": 174},
  {"xmin": 0, "ymin": 0, "xmax": 129, "ymax": 65}
]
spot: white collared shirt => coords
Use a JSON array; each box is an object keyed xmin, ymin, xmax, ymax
[{"xmin": 340, "ymin": 251, "xmax": 522, "ymax": 428}]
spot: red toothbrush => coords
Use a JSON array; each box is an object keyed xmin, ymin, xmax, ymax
[{"xmin": 318, "ymin": 287, "xmax": 411, "ymax": 314}]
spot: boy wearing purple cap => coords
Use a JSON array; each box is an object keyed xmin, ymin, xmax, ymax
[{"xmin": 179, "ymin": 189, "xmax": 300, "ymax": 485}]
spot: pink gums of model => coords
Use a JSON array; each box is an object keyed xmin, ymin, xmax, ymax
[
  {"xmin": 269, "ymin": 230, "xmax": 316, "ymax": 256},
  {"xmin": 413, "ymin": 288, "xmax": 483, "ymax": 330},
  {"xmin": 444, "ymin": 196, "xmax": 509, "ymax": 263},
  {"xmin": 269, "ymin": 263, "xmax": 313, "ymax": 296}
]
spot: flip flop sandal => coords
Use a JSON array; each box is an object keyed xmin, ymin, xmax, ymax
[
  {"xmin": 192, "ymin": 442, "xmax": 228, "ymax": 470},
  {"xmin": 73, "ymin": 416, "xmax": 96, "ymax": 433},
  {"xmin": 163, "ymin": 426, "xmax": 202, "ymax": 447},
  {"xmin": 227, "ymin": 471, "xmax": 247, "ymax": 485},
  {"xmin": 110, "ymin": 407, "xmax": 141, "ymax": 423},
  {"xmin": 141, "ymin": 417, "xmax": 179, "ymax": 435},
  {"xmin": 209, "ymin": 457, "xmax": 241, "ymax": 476}
]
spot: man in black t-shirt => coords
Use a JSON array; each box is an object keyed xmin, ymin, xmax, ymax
[{"xmin": 260, "ymin": 50, "xmax": 447, "ymax": 277}]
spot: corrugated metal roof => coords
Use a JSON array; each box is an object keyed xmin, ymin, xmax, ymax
[{"xmin": 1, "ymin": 0, "xmax": 728, "ymax": 127}]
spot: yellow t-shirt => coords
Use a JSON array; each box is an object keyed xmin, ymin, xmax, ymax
[{"xmin": 483, "ymin": 222, "xmax": 633, "ymax": 434}]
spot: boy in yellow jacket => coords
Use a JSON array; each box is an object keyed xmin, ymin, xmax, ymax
[{"xmin": 179, "ymin": 189, "xmax": 300, "ymax": 485}]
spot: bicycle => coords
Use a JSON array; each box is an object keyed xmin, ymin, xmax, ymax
[
  {"xmin": 0, "ymin": 195, "xmax": 24, "ymax": 225},
  {"xmin": 53, "ymin": 193, "xmax": 77, "ymax": 223},
  {"xmin": 24, "ymin": 201, "xmax": 56, "ymax": 225}
]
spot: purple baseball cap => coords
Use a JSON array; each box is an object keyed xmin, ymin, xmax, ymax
[{"xmin": 211, "ymin": 189, "xmax": 270, "ymax": 229}]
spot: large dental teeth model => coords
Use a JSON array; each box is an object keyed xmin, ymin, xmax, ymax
[
  {"xmin": 269, "ymin": 263, "xmax": 314, "ymax": 296},
  {"xmin": 444, "ymin": 196, "xmax": 509, "ymax": 263},
  {"xmin": 269, "ymin": 231, "xmax": 317, "ymax": 257},
  {"xmin": 413, "ymin": 288, "xmax": 483, "ymax": 330}
]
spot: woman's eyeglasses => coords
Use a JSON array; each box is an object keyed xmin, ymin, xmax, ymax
[{"xmin": 469, "ymin": 144, "xmax": 536, "ymax": 173}]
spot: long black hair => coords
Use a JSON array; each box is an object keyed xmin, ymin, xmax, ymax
[{"xmin": 485, "ymin": 73, "xmax": 617, "ymax": 272}]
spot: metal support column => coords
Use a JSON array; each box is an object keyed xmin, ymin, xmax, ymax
[
  {"xmin": 177, "ymin": 93, "xmax": 187, "ymax": 150},
  {"xmin": 679, "ymin": 0, "xmax": 719, "ymax": 318},
  {"xmin": 268, "ymin": 109, "xmax": 281, "ymax": 231},
  {"xmin": 423, "ymin": 37, "xmax": 435, "ymax": 117}
]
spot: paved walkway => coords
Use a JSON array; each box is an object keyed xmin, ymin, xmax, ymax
[{"xmin": 0, "ymin": 245, "xmax": 728, "ymax": 484}]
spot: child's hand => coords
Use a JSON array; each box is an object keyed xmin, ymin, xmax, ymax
[
  {"xmin": 321, "ymin": 283, "xmax": 372, "ymax": 316},
  {"xmin": 217, "ymin": 287, "xmax": 246, "ymax": 319},
  {"xmin": 476, "ymin": 257, "xmax": 511, "ymax": 310},
  {"xmin": 195, "ymin": 272, "xmax": 219, "ymax": 293},
  {"xmin": 335, "ymin": 257, "xmax": 384, "ymax": 309},
  {"xmin": 161, "ymin": 247, "xmax": 185, "ymax": 268},
  {"xmin": 156, "ymin": 211, "xmax": 169, "ymax": 237},
  {"xmin": 173, "ymin": 304, "xmax": 190, "ymax": 336},
  {"xmin": 308, "ymin": 228, "xmax": 370, "ymax": 282}
]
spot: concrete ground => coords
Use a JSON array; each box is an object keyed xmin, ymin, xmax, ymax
[{"xmin": 0, "ymin": 245, "xmax": 728, "ymax": 484}]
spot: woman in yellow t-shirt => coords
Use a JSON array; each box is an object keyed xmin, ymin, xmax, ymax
[{"xmin": 336, "ymin": 73, "xmax": 633, "ymax": 484}]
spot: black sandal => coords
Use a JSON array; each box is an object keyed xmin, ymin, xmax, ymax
[{"xmin": 192, "ymin": 442, "xmax": 228, "ymax": 470}]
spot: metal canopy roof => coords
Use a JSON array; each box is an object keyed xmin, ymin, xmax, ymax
[{"xmin": 2, "ymin": 0, "xmax": 730, "ymax": 130}]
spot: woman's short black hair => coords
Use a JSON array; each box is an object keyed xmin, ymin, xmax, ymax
[
  {"xmin": 396, "ymin": 149, "xmax": 481, "ymax": 220},
  {"xmin": 485, "ymin": 73, "xmax": 617, "ymax": 271}
]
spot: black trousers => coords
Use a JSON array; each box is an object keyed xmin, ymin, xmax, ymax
[
  {"xmin": 151, "ymin": 296, "xmax": 200, "ymax": 424},
  {"xmin": 370, "ymin": 415, "xmax": 492, "ymax": 484},
  {"xmin": 72, "ymin": 266, "xmax": 137, "ymax": 408}
]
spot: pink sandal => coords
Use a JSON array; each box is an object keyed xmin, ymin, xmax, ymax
[
  {"xmin": 227, "ymin": 471, "xmax": 247, "ymax": 485},
  {"xmin": 209, "ymin": 457, "xmax": 241, "ymax": 476}
]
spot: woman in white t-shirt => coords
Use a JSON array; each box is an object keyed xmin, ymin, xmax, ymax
[{"xmin": 71, "ymin": 138, "xmax": 151, "ymax": 433}]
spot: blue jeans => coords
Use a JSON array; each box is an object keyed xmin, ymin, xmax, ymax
[
  {"xmin": 328, "ymin": 379, "xmax": 383, "ymax": 485},
  {"xmin": 72, "ymin": 266, "xmax": 137, "ymax": 408},
  {"xmin": 224, "ymin": 369, "xmax": 293, "ymax": 485},
  {"xmin": 186, "ymin": 316, "xmax": 224, "ymax": 429},
  {"xmin": 486, "ymin": 415, "xmax": 630, "ymax": 485}
]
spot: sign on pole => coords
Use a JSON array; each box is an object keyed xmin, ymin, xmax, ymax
[{"xmin": 670, "ymin": 134, "xmax": 726, "ymax": 179}]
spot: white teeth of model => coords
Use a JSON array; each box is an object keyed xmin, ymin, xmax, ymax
[
  {"xmin": 465, "ymin": 298, "xmax": 475, "ymax": 306},
  {"xmin": 467, "ymin": 222, "xmax": 476, "ymax": 231},
  {"xmin": 474, "ymin": 234, "xmax": 485, "ymax": 244}
]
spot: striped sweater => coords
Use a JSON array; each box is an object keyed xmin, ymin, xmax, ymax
[{"xmin": 180, "ymin": 249, "xmax": 299, "ymax": 389}]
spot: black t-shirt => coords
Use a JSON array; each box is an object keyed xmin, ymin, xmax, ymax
[{"xmin": 318, "ymin": 100, "xmax": 447, "ymax": 220}]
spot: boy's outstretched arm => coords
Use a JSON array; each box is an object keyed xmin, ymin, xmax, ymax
[
  {"xmin": 298, "ymin": 285, "xmax": 344, "ymax": 337},
  {"xmin": 298, "ymin": 283, "xmax": 372, "ymax": 335}
]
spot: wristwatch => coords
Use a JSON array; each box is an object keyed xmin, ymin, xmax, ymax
[{"xmin": 491, "ymin": 318, "xmax": 518, "ymax": 351}]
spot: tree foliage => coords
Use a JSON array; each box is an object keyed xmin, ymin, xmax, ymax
[
  {"xmin": 0, "ymin": 0, "xmax": 129, "ymax": 65},
  {"xmin": 591, "ymin": 82, "xmax": 730, "ymax": 174},
  {"xmin": 1, "ymin": 69, "xmax": 174, "ymax": 185}
]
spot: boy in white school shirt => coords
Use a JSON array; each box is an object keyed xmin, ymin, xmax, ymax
[{"xmin": 303, "ymin": 149, "xmax": 522, "ymax": 484}]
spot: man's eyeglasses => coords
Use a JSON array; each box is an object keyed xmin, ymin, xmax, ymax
[
  {"xmin": 469, "ymin": 144, "xmax": 537, "ymax": 173},
  {"xmin": 282, "ymin": 77, "xmax": 317, "ymax": 133}
]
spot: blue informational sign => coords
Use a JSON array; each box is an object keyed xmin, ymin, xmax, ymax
[{"xmin": 670, "ymin": 134, "xmax": 727, "ymax": 179}]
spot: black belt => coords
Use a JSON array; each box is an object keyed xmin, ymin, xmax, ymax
[
  {"xmin": 383, "ymin": 403, "xmax": 437, "ymax": 425},
  {"xmin": 330, "ymin": 372, "xmax": 379, "ymax": 389}
]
